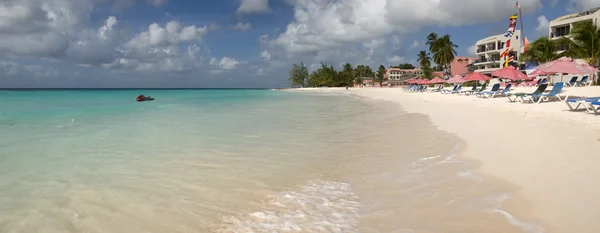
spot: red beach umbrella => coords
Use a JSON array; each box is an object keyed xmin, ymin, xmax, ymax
[
  {"xmin": 427, "ymin": 77, "xmax": 446, "ymax": 84},
  {"xmin": 462, "ymin": 72, "xmax": 491, "ymax": 82},
  {"xmin": 491, "ymin": 66, "xmax": 530, "ymax": 80},
  {"xmin": 447, "ymin": 75, "xmax": 466, "ymax": 84},
  {"xmin": 415, "ymin": 79, "xmax": 429, "ymax": 85}
]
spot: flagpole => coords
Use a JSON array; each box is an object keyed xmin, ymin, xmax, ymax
[{"xmin": 518, "ymin": 2, "xmax": 525, "ymax": 52}]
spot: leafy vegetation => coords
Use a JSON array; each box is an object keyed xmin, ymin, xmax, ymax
[
  {"xmin": 426, "ymin": 32, "xmax": 458, "ymax": 78},
  {"xmin": 391, "ymin": 63, "xmax": 416, "ymax": 69},
  {"xmin": 520, "ymin": 21, "xmax": 600, "ymax": 84},
  {"xmin": 373, "ymin": 65, "xmax": 387, "ymax": 87},
  {"xmin": 288, "ymin": 62, "xmax": 376, "ymax": 87}
]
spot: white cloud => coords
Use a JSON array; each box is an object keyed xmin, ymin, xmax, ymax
[
  {"xmin": 567, "ymin": 0, "xmax": 600, "ymax": 12},
  {"xmin": 409, "ymin": 40, "xmax": 421, "ymax": 49},
  {"xmin": 238, "ymin": 0, "xmax": 270, "ymax": 13},
  {"xmin": 261, "ymin": 50, "xmax": 271, "ymax": 60},
  {"xmin": 210, "ymin": 57, "xmax": 243, "ymax": 73},
  {"xmin": 126, "ymin": 21, "xmax": 207, "ymax": 49},
  {"xmin": 536, "ymin": 15, "xmax": 550, "ymax": 36},
  {"xmin": 147, "ymin": 0, "xmax": 168, "ymax": 7},
  {"xmin": 387, "ymin": 55, "xmax": 404, "ymax": 64},
  {"xmin": 259, "ymin": 34, "xmax": 269, "ymax": 44},
  {"xmin": 233, "ymin": 22, "xmax": 252, "ymax": 31},
  {"xmin": 0, "ymin": 0, "xmax": 93, "ymax": 57},
  {"xmin": 467, "ymin": 45, "xmax": 477, "ymax": 56},
  {"xmin": 270, "ymin": 0, "xmax": 542, "ymax": 54}
]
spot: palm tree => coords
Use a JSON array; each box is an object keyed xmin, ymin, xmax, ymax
[
  {"xmin": 431, "ymin": 35, "xmax": 458, "ymax": 78},
  {"xmin": 559, "ymin": 21, "xmax": 600, "ymax": 66},
  {"xmin": 417, "ymin": 50, "xmax": 431, "ymax": 68},
  {"xmin": 426, "ymin": 32, "xmax": 439, "ymax": 53},
  {"xmin": 519, "ymin": 37, "xmax": 561, "ymax": 64},
  {"xmin": 354, "ymin": 76, "xmax": 363, "ymax": 87},
  {"xmin": 559, "ymin": 21, "xmax": 600, "ymax": 85},
  {"xmin": 342, "ymin": 63, "xmax": 354, "ymax": 86},
  {"xmin": 373, "ymin": 65, "xmax": 387, "ymax": 87}
]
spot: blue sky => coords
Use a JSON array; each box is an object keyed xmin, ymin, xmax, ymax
[{"xmin": 0, "ymin": 0, "xmax": 595, "ymax": 88}]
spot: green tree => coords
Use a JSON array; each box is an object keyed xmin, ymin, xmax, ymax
[
  {"xmin": 430, "ymin": 34, "xmax": 458, "ymax": 78},
  {"xmin": 421, "ymin": 66, "xmax": 433, "ymax": 80},
  {"xmin": 354, "ymin": 76, "xmax": 363, "ymax": 87},
  {"xmin": 426, "ymin": 32, "xmax": 439, "ymax": 53},
  {"xmin": 417, "ymin": 50, "xmax": 431, "ymax": 68},
  {"xmin": 398, "ymin": 63, "xmax": 415, "ymax": 69},
  {"xmin": 373, "ymin": 65, "xmax": 387, "ymax": 87},
  {"xmin": 341, "ymin": 63, "xmax": 354, "ymax": 87},
  {"xmin": 520, "ymin": 37, "xmax": 561, "ymax": 63},
  {"xmin": 558, "ymin": 21, "xmax": 600, "ymax": 84},
  {"xmin": 417, "ymin": 50, "xmax": 434, "ymax": 79},
  {"xmin": 288, "ymin": 62, "xmax": 309, "ymax": 87}
]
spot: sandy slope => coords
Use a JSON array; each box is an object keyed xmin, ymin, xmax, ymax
[{"xmin": 290, "ymin": 86, "xmax": 600, "ymax": 233}]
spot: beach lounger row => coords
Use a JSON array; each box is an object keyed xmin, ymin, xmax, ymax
[
  {"xmin": 507, "ymin": 82, "xmax": 569, "ymax": 103},
  {"xmin": 566, "ymin": 76, "xmax": 591, "ymax": 87}
]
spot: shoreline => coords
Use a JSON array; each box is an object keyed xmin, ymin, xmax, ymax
[{"xmin": 290, "ymin": 87, "xmax": 600, "ymax": 233}]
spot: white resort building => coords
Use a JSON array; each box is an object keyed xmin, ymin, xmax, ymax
[
  {"xmin": 549, "ymin": 7, "xmax": 600, "ymax": 52},
  {"xmin": 471, "ymin": 30, "xmax": 524, "ymax": 75}
]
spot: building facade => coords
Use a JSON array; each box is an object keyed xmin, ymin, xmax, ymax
[
  {"xmin": 471, "ymin": 30, "xmax": 524, "ymax": 74},
  {"xmin": 383, "ymin": 68, "xmax": 444, "ymax": 86},
  {"xmin": 549, "ymin": 7, "xmax": 600, "ymax": 52},
  {"xmin": 450, "ymin": 56, "xmax": 477, "ymax": 76}
]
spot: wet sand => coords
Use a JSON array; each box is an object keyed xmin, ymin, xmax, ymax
[{"xmin": 295, "ymin": 86, "xmax": 600, "ymax": 233}]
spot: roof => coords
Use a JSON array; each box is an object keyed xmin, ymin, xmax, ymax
[
  {"xmin": 476, "ymin": 31, "xmax": 521, "ymax": 45},
  {"xmin": 552, "ymin": 7, "xmax": 600, "ymax": 22}
]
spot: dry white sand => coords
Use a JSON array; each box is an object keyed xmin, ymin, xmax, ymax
[{"xmin": 290, "ymin": 85, "xmax": 600, "ymax": 233}]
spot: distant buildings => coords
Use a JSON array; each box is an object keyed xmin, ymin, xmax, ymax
[{"xmin": 450, "ymin": 57, "xmax": 477, "ymax": 76}]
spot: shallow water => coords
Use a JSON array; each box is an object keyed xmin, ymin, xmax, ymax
[{"xmin": 0, "ymin": 90, "xmax": 543, "ymax": 232}]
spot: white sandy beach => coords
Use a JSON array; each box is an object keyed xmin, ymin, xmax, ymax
[{"xmin": 291, "ymin": 86, "xmax": 600, "ymax": 233}]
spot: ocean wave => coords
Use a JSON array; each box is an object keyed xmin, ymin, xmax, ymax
[{"xmin": 212, "ymin": 179, "xmax": 360, "ymax": 232}]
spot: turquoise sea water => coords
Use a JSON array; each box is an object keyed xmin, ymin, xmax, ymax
[{"xmin": 0, "ymin": 89, "xmax": 543, "ymax": 233}]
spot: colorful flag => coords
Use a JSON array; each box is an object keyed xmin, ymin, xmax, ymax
[{"xmin": 516, "ymin": 1, "xmax": 520, "ymax": 9}]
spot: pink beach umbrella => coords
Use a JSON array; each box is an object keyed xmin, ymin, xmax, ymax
[
  {"xmin": 427, "ymin": 77, "xmax": 446, "ymax": 84},
  {"xmin": 532, "ymin": 56, "xmax": 590, "ymax": 75},
  {"xmin": 581, "ymin": 63, "xmax": 599, "ymax": 73},
  {"xmin": 529, "ymin": 69, "xmax": 555, "ymax": 75},
  {"xmin": 404, "ymin": 78, "xmax": 417, "ymax": 84},
  {"xmin": 414, "ymin": 79, "xmax": 429, "ymax": 85},
  {"xmin": 462, "ymin": 72, "xmax": 491, "ymax": 82},
  {"xmin": 446, "ymin": 75, "xmax": 466, "ymax": 84},
  {"xmin": 491, "ymin": 66, "xmax": 530, "ymax": 80}
]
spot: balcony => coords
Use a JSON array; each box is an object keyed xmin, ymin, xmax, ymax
[
  {"xmin": 473, "ymin": 57, "xmax": 502, "ymax": 64},
  {"xmin": 476, "ymin": 46, "xmax": 498, "ymax": 53}
]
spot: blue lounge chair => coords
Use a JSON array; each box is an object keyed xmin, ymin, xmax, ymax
[
  {"xmin": 507, "ymin": 84, "xmax": 548, "ymax": 102},
  {"xmin": 428, "ymin": 85, "xmax": 444, "ymax": 92},
  {"xmin": 566, "ymin": 76, "xmax": 579, "ymax": 87},
  {"xmin": 456, "ymin": 85, "xmax": 478, "ymax": 95},
  {"xmin": 474, "ymin": 84, "xmax": 500, "ymax": 97},
  {"xmin": 565, "ymin": 97, "xmax": 600, "ymax": 111},
  {"xmin": 520, "ymin": 82, "xmax": 568, "ymax": 103},
  {"xmin": 450, "ymin": 85, "xmax": 464, "ymax": 94},
  {"xmin": 591, "ymin": 102, "xmax": 600, "ymax": 114},
  {"xmin": 442, "ymin": 85, "xmax": 461, "ymax": 94},
  {"xmin": 576, "ymin": 76, "xmax": 590, "ymax": 87},
  {"xmin": 479, "ymin": 83, "xmax": 512, "ymax": 98},
  {"xmin": 464, "ymin": 84, "xmax": 489, "ymax": 96}
]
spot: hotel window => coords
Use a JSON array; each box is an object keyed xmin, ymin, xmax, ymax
[{"xmin": 555, "ymin": 26, "xmax": 570, "ymax": 37}]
